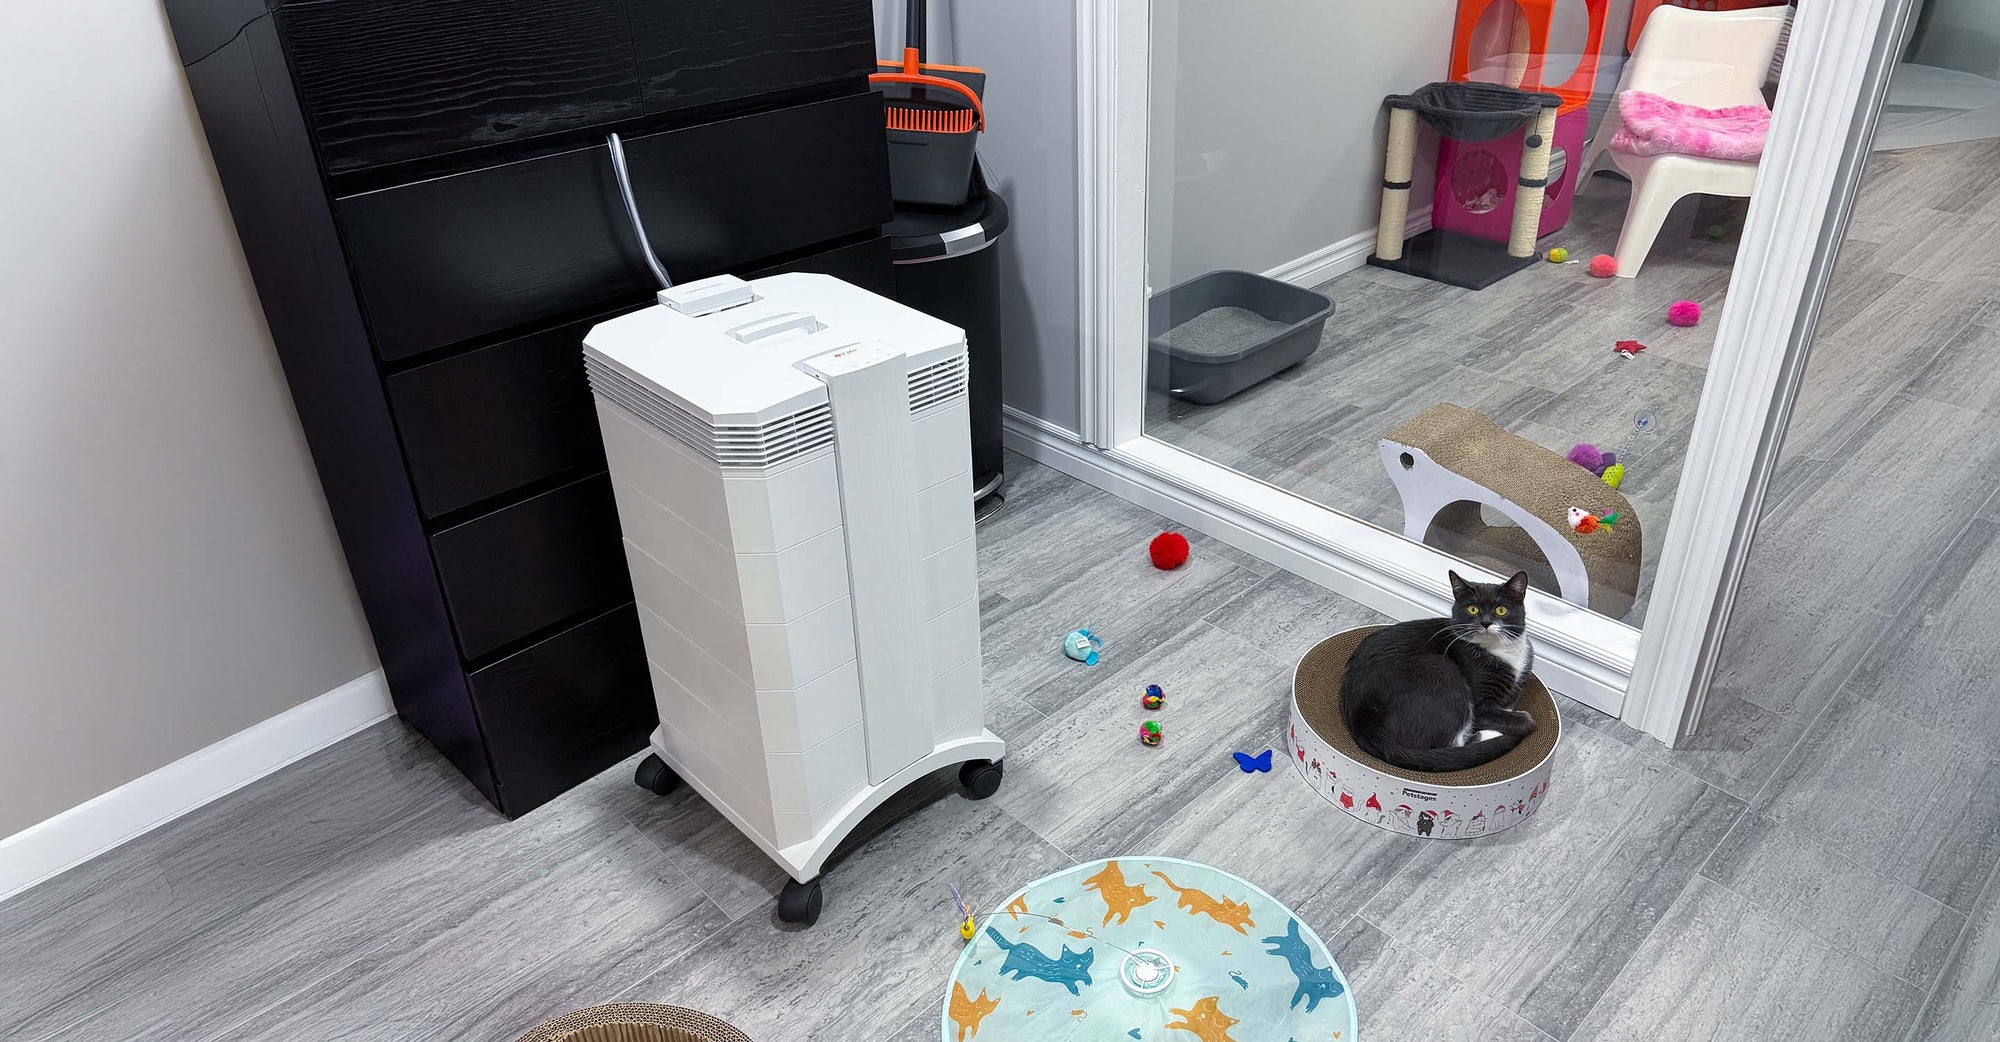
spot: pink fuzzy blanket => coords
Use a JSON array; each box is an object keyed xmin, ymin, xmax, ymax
[{"xmin": 1610, "ymin": 90, "xmax": 1771, "ymax": 161}]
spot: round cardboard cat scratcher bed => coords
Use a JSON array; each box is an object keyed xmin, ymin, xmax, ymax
[
  {"xmin": 515, "ymin": 1004, "xmax": 751, "ymax": 1042},
  {"xmin": 1288, "ymin": 626, "xmax": 1561, "ymax": 840}
]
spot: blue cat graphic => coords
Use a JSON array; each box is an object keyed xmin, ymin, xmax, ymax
[
  {"xmin": 984, "ymin": 926, "xmax": 1094, "ymax": 994},
  {"xmin": 1261, "ymin": 918, "xmax": 1345, "ymax": 1012}
]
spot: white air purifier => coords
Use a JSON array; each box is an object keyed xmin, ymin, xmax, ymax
[{"xmin": 583, "ymin": 272, "xmax": 1003, "ymax": 926}]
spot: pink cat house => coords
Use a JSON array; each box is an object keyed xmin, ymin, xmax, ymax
[{"xmin": 1431, "ymin": 0, "xmax": 1611, "ymax": 245}]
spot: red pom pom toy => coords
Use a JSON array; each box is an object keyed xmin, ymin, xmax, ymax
[
  {"xmin": 1588, "ymin": 254, "xmax": 1618, "ymax": 278},
  {"xmin": 1148, "ymin": 531, "xmax": 1190, "ymax": 570}
]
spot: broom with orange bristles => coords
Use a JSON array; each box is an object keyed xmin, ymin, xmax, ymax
[{"xmin": 872, "ymin": 1, "xmax": 985, "ymax": 207}]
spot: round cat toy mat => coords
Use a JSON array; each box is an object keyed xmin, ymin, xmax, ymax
[
  {"xmin": 1291, "ymin": 626, "xmax": 1561, "ymax": 840},
  {"xmin": 942, "ymin": 857, "xmax": 1356, "ymax": 1041}
]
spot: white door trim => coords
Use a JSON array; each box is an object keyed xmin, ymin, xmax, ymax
[
  {"xmin": 1070, "ymin": 0, "xmax": 1903, "ymax": 744},
  {"xmin": 1622, "ymin": 0, "xmax": 1905, "ymax": 740},
  {"xmin": 1676, "ymin": 0, "xmax": 1917, "ymax": 736},
  {"xmin": 1073, "ymin": 0, "xmax": 1146, "ymax": 448}
]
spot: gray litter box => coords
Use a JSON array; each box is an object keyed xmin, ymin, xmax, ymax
[{"xmin": 1148, "ymin": 270, "xmax": 1333, "ymax": 404}]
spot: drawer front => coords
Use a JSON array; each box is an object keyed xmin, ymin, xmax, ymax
[
  {"xmin": 383, "ymin": 235, "xmax": 886, "ymax": 520},
  {"xmin": 467, "ymin": 602, "xmax": 654, "ymax": 815},
  {"xmin": 430, "ymin": 474, "xmax": 632, "ymax": 660},
  {"xmin": 279, "ymin": 0, "xmax": 643, "ymax": 175},
  {"xmin": 747, "ymin": 234, "xmax": 896, "ymax": 300},
  {"xmin": 630, "ymin": 0, "xmax": 875, "ymax": 118},
  {"xmin": 341, "ymin": 92, "xmax": 892, "ymax": 361},
  {"xmin": 387, "ymin": 311, "xmax": 625, "ymax": 518}
]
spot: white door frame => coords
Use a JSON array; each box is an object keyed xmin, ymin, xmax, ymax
[{"xmin": 1024, "ymin": 0, "xmax": 1903, "ymax": 741}]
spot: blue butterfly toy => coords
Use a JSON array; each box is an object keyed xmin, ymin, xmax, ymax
[{"xmin": 1233, "ymin": 749, "xmax": 1273, "ymax": 773}]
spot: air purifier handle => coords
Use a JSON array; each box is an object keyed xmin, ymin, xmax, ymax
[{"xmin": 726, "ymin": 311, "xmax": 823, "ymax": 344}]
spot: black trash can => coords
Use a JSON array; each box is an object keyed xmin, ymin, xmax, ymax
[{"xmin": 886, "ymin": 165, "xmax": 1011, "ymax": 504}]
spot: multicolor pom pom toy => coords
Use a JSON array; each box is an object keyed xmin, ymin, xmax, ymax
[
  {"xmin": 1546, "ymin": 247, "xmax": 1570, "ymax": 263},
  {"xmin": 1141, "ymin": 683, "xmax": 1165, "ymax": 710},
  {"xmin": 1139, "ymin": 720, "xmax": 1163, "ymax": 746}
]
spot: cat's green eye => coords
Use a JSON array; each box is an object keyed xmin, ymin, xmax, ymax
[
  {"xmin": 1494, "ymin": 606, "xmax": 1507, "ymax": 616},
  {"xmin": 1465, "ymin": 605, "xmax": 1479, "ymax": 615}
]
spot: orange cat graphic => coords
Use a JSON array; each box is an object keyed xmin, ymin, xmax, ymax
[
  {"xmin": 1151, "ymin": 871, "xmax": 1256, "ymax": 934},
  {"xmin": 949, "ymin": 982, "xmax": 1000, "ymax": 1040},
  {"xmin": 1166, "ymin": 995, "xmax": 1241, "ymax": 1042},
  {"xmin": 1083, "ymin": 861, "xmax": 1156, "ymax": 925}
]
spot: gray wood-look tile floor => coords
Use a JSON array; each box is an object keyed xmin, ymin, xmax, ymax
[
  {"xmin": 7, "ymin": 142, "xmax": 2000, "ymax": 1039},
  {"xmin": 1147, "ymin": 169, "xmax": 1755, "ymax": 626}
]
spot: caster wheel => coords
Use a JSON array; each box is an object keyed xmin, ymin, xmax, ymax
[
  {"xmin": 634, "ymin": 754, "xmax": 680, "ymax": 796},
  {"xmin": 959, "ymin": 759, "xmax": 1004, "ymax": 800},
  {"xmin": 778, "ymin": 877, "xmax": 823, "ymax": 926}
]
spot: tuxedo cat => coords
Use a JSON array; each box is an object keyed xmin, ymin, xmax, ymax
[{"xmin": 1341, "ymin": 570, "xmax": 1535, "ymax": 772}]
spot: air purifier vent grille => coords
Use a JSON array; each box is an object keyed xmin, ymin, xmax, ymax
[
  {"xmin": 585, "ymin": 357, "xmax": 834, "ymax": 468},
  {"xmin": 908, "ymin": 355, "xmax": 968, "ymax": 415}
]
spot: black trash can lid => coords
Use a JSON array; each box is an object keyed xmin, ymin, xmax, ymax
[{"xmin": 886, "ymin": 179, "xmax": 1009, "ymax": 264}]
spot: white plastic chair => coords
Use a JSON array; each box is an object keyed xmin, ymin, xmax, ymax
[{"xmin": 1577, "ymin": 6, "xmax": 1789, "ymax": 277}]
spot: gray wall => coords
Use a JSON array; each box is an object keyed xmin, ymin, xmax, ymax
[
  {"xmin": 1148, "ymin": 0, "xmax": 1635, "ymax": 286},
  {"xmin": 0, "ymin": 3, "xmax": 379, "ymax": 838},
  {"xmin": 1908, "ymin": 0, "xmax": 2000, "ymax": 77},
  {"xmin": 957, "ymin": 1, "xmax": 1082, "ymax": 432},
  {"xmin": 1148, "ymin": 0, "xmax": 1459, "ymax": 285},
  {"xmin": 875, "ymin": 0, "xmax": 1083, "ymax": 434},
  {"xmin": 874, "ymin": 0, "xmax": 957, "ymax": 60}
]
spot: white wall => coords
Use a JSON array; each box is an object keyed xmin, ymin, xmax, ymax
[{"xmin": 0, "ymin": 3, "xmax": 379, "ymax": 839}]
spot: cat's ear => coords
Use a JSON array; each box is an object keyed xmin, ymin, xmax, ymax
[
  {"xmin": 1447, "ymin": 570, "xmax": 1472, "ymax": 599},
  {"xmin": 1501, "ymin": 570, "xmax": 1530, "ymax": 600}
]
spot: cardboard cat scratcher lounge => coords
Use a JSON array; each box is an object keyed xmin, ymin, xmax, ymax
[
  {"xmin": 1290, "ymin": 626, "xmax": 1561, "ymax": 840},
  {"xmin": 1382, "ymin": 403, "xmax": 1643, "ymax": 618}
]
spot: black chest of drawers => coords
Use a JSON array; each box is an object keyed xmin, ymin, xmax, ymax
[{"xmin": 166, "ymin": 0, "xmax": 894, "ymax": 816}]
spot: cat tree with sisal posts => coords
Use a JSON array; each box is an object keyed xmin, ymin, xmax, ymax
[
  {"xmin": 1437, "ymin": 0, "xmax": 1610, "ymax": 245},
  {"xmin": 1369, "ymin": 82, "xmax": 1562, "ymax": 289},
  {"xmin": 1370, "ymin": 0, "xmax": 1609, "ymax": 289}
]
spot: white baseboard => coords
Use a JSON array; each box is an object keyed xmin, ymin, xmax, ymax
[
  {"xmin": 1261, "ymin": 207, "xmax": 1434, "ymax": 290},
  {"xmin": 1001, "ymin": 404, "xmax": 1084, "ymax": 447},
  {"xmin": 0, "ymin": 670, "xmax": 395, "ymax": 903}
]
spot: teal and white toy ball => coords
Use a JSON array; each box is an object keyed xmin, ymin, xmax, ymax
[{"xmin": 1062, "ymin": 628, "xmax": 1102, "ymax": 666}]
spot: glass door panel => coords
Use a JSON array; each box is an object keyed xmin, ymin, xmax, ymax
[{"xmin": 1142, "ymin": 0, "xmax": 1792, "ymax": 628}]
